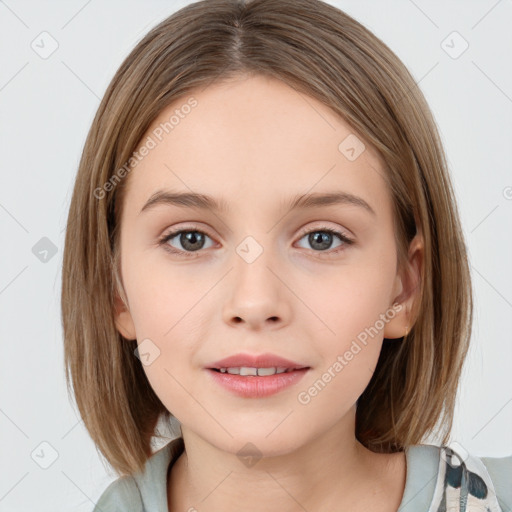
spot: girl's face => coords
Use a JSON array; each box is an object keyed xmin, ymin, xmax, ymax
[{"xmin": 114, "ymin": 74, "xmax": 419, "ymax": 456}]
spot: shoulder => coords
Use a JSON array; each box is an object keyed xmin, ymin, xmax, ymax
[
  {"xmin": 92, "ymin": 437, "xmax": 185, "ymax": 512},
  {"xmin": 480, "ymin": 452, "xmax": 512, "ymax": 511},
  {"xmin": 93, "ymin": 475, "xmax": 143, "ymax": 512},
  {"xmin": 430, "ymin": 444, "xmax": 512, "ymax": 512}
]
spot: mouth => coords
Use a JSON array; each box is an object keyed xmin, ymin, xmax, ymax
[
  {"xmin": 206, "ymin": 352, "xmax": 310, "ymax": 373},
  {"xmin": 208, "ymin": 366, "xmax": 309, "ymax": 376},
  {"xmin": 206, "ymin": 366, "xmax": 311, "ymax": 398}
]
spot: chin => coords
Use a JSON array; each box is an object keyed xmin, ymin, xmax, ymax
[{"xmin": 206, "ymin": 430, "xmax": 304, "ymax": 461}]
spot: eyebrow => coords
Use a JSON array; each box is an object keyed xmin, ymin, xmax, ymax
[{"xmin": 139, "ymin": 189, "xmax": 376, "ymax": 217}]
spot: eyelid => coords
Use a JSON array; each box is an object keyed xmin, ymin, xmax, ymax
[{"xmin": 295, "ymin": 221, "xmax": 354, "ymax": 240}]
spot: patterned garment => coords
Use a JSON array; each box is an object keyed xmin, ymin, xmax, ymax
[{"xmin": 432, "ymin": 445, "xmax": 503, "ymax": 512}]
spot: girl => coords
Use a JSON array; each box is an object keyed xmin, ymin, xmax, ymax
[{"xmin": 61, "ymin": 0, "xmax": 511, "ymax": 511}]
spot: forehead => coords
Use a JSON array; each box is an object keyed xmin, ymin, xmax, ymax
[{"xmin": 122, "ymin": 74, "xmax": 391, "ymax": 219}]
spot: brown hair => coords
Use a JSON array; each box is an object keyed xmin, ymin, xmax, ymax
[{"xmin": 61, "ymin": 0, "xmax": 472, "ymax": 476}]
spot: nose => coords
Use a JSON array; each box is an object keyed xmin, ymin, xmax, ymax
[{"xmin": 221, "ymin": 249, "xmax": 291, "ymax": 331}]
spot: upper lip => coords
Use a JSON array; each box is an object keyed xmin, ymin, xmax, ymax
[{"xmin": 206, "ymin": 353, "xmax": 309, "ymax": 370}]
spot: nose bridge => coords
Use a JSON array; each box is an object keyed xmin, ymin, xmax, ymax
[
  {"xmin": 232, "ymin": 232, "xmax": 278, "ymax": 290},
  {"xmin": 227, "ymin": 201, "xmax": 280, "ymax": 267}
]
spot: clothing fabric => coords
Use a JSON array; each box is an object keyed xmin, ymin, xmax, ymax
[{"xmin": 92, "ymin": 437, "xmax": 511, "ymax": 511}]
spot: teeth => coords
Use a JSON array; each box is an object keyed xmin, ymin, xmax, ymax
[{"xmin": 220, "ymin": 366, "xmax": 292, "ymax": 376}]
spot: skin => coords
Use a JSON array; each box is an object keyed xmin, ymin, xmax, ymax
[{"xmin": 114, "ymin": 74, "xmax": 423, "ymax": 512}]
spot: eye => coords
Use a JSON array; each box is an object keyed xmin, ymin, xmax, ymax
[
  {"xmin": 295, "ymin": 226, "xmax": 354, "ymax": 255},
  {"xmin": 158, "ymin": 227, "xmax": 215, "ymax": 257},
  {"xmin": 158, "ymin": 224, "xmax": 355, "ymax": 258}
]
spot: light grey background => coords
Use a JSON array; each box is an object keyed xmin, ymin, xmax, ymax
[{"xmin": 1, "ymin": 0, "xmax": 511, "ymax": 510}]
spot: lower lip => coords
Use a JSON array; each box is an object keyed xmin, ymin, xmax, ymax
[{"xmin": 206, "ymin": 368, "xmax": 310, "ymax": 398}]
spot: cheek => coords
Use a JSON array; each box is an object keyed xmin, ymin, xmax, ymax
[
  {"xmin": 299, "ymin": 259, "xmax": 397, "ymax": 408},
  {"xmin": 297, "ymin": 266, "xmax": 394, "ymax": 416},
  {"xmin": 122, "ymin": 257, "xmax": 211, "ymax": 393},
  {"xmin": 125, "ymin": 273, "xmax": 202, "ymax": 417},
  {"xmin": 305, "ymin": 260, "xmax": 396, "ymax": 344},
  {"xmin": 123, "ymin": 250, "xmax": 210, "ymax": 336}
]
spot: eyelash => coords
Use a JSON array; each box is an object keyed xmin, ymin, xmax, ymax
[{"xmin": 157, "ymin": 225, "xmax": 355, "ymax": 258}]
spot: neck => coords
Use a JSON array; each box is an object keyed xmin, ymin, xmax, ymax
[{"xmin": 167, "ymin": 408, "xmax": 404, "ymax": 512}]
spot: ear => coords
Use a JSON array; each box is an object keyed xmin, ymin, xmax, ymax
[
  {"xmin": 113, "ymin": 291, "xmax": 137, "ymax": 341},
  {"xmin": 383, "ymin": 231, "xmax": 424, "ymax": 340}
]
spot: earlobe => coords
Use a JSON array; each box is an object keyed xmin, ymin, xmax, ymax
[
  {"xmin": 383, "ymin": 302, "xmax": 410, "ymax": 340},
  {"xmin": 383, "ymin": 233, "xmax": 424, "ymax": 340},
  {"xmin": 113, "ymin": 292, "xmax": 137, "ymax": 340}
]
